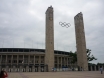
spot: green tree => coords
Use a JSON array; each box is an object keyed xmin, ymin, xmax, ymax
[
  {"xmin": 70, "ymin": 49, "xmax": 97, "ymax": 64},
  {"xmin": 69, "ymin": 51, "xmax": 77, "ymax": 64},
  {"xmin": 86, "ymin": 49, "xmax": 97, "ymax": 62}
]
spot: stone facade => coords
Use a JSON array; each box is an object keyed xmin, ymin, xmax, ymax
[
  {"xmin": 74, "ymin": 12, "xmax": 88, "ymax": 71},
  {"xmin": 0, "ymin": 48, "xmax": 74, "ymax": 72},
  {"xmin": 45, "ymin": 6, "xmax": 54, "ymax": 72}
]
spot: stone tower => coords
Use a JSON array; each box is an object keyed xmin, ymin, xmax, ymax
[
  {"xmin": 45, "ymin": 6, "xmax": 54, "ymax": 72},
  {"xmin": 74, "ymin": 12, "xmax": 88, "ymax": 71}
]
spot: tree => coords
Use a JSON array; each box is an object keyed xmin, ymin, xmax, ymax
[
  {"xmin": 86, "ymin": 49, "xmax": 97, "ymax": 62},
  {"xmin": 97, "ymin": 63, "xmax": 104, "ymax": 65},
  {"xmin": 69, "ymin": 51, "xmax": 77, "ymax": 64},
  {"xmin": 69, "ymin": 49, "xmax": 97, "ymax": 64}
]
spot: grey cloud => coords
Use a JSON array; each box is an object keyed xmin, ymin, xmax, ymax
[{"xmin": 0, "ymin": 0, "xmax": 104, "ymax": 63}]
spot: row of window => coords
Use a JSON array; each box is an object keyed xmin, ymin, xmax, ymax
[
  {"xmin": 0, "ymin": 49, "xmax": 45, "ymax": 52},
  {"xmin": 0, "ymin": 49, "xmax": 70, "ymax": 55},
  {"xmin": 1, "ymin": 60, "xmax": 44, "ymax": 63}
]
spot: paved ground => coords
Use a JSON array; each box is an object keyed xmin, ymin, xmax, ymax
[{"xmin": 8, "ymin": 71, "xmax": 104, "ymax": 78}]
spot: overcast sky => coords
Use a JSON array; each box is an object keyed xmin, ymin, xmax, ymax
[{"xmin": 0, "ymin": 0, "xmax": 104, "ymax": 64}]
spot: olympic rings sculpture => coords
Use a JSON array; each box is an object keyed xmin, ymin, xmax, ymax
[{"xmin": 59, "ymin": 22, "xmax": 71, "ymax": 28}]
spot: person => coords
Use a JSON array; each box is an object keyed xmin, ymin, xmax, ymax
[
  {"xmin": 100, "ymin": 67, "xmax": 103, "ymax": 74},
  {"xmin": 52, "ymin": 68, "xmax": 54, "ymax": 72},
  {"xmin": 0, "ymin": 70, "xmax": 8, "ymax": 78}
]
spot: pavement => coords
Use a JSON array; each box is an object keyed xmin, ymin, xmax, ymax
[{"xmin": 8, "ymin": 71, "xmax": 104, "ymax": 78}]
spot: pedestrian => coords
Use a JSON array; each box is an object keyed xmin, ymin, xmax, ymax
[
  {"xmin": 0, "ymin": 70, "xmax": 8, "ymax": 78},
  {"xmin": 100, "ymin": 67, "xmax": 103, "ymax": 74},
  {"xmin": 52, "ymin": 68, "xmax": 54, "ymax": 72}
]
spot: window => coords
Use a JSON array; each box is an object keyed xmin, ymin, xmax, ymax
[
  {"xmin": 35, "ymin": 60, "xmax": 38, "ymax": 63},
  {"xmin": 19, "ymin": 60, "xmax": 22, "ymax": 63},
  {"xmin": 2, "ymin": 59, "xmax": 5, "ymax": 63},
  {"xmin": 13, "ymin": 60, "xmax": 17, "ymax": 63}
]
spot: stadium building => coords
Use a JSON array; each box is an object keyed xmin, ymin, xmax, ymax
[{"xmin": 0, "ymin": 48, "xmax": 75, "ymax": 72}]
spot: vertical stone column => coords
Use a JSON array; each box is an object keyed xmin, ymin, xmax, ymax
[
  {"xmin": 90, "ymin": 66, "xmax": 92, "ymax": 71},
  {"xmin": 61, "ymin": 57, "xmax": 62, "ymax": 68},
  {"xmin": 11, "ymin": 55, "xmax": 13, "ymax": 72},
  {"xmin": 64, "ymin": 57, "xmax": 65, "ymax": 66},
  {"xmin": 44, "ymin": 66, "xmax": 46, "ymax": 72},
  {"xmin": 11, "ymin": 55, "xmax": 13, "ymax": 65},
  {"xmin": 6, "ymin": 66, "xmax": 9, "ymax": 72},
  {"xmin": 20, "ymin": 66, "xmax": 22, "ymax": 72},
  {"xmin": 45, "ymin": 6, "xmax": 54, "ymax": 72},
  {"xmin": 95, "ymin": 65, "xmax": 96, "ymax": 71},
  {"xmin": 34, "ymin": 55, "xmax": 35, "ymax": 65},
  {"xmin": 0, "ymin": 55, "xmax": 1, "ymax": 71},
  {"xmin": 67, "ymin": 57, "xmax": 68, "ymax": 71},
  {"xmin": 6, "ymin": 55, "xmax": 7, "ymax": 65},
  {"xmin": 26, "ymin": 66, "xmax": 29, "ymax": 72},
  {"xmin": 32, "ymin": 66, "xmax": 35, "ymax": 72},
  {"xmin": 17, "ymin": 55, "xmax": 18, "ymax": 65},
  {"xmin": 0, "ymin": 55, "xmax": 2, "ymax": 71},
  {"xmin": 38, "ymin": 56, "xmax": 41, "ymax": 72},
  {"xmin": 67, "ymin": 58, "xmax": 68, "ymax": 66},
  {"xmin": 28, "ymin": 55, "xmax": 30, "ymax": 65},
  {"xmin": 23, "ymin": 55, "xmax": 24, "ymax": 62},
  {"xmin": 102, "ymin": 65, "xmax": 103, "ymax": 71},
  {"xmin": 39, "ymin": 56, "xmax": 41, "ymax": 65},
  {"xmin": 74, "ymin": 12, "xmax": 88, "ymax": 71},
  {"xmin": 57, "ymin": 57, "xmax": 59, "ymax": 68},
  {"xmin": 23, "ymin": 55, "xmax": 24, "ymax": 71},
  {"xmin": 13, "ymin": 66, "xmax": 15, "ymax": 72},
  {"xmin": 98, "ymin": 65, "xmax": 100, "ymax": 71}
]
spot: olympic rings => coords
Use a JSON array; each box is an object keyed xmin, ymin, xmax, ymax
[{"xmin": 59, "ymin": 22, "xmax": 71, "ymax": 28}]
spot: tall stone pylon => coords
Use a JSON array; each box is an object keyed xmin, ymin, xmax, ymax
[
  {"xmin": 74, "ymin": 12, "xmax": 88, "ymax": 71},
  {"xmin": 45, "ymin": 6, "xmax": 54, "ymax": 72}
]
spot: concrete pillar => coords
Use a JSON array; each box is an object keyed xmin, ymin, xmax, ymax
[
  {"xmin": 0, "ymin": 66, "xmax": 1, "ymax": 71},
  {"xmin": 61, "ymin": 57, "xmax": 62, "ymax": 68},
  {"xmin": 17, "ymin": 55, "xmax": 18, "ymax": 65},
  {"xmin": 45, "ymin": 6, "xmax": 54, "ymax": 72},
  {"xmin": 39, "ymin": 56, "xmax": 41, "ymax": 65},
  {"xmin": 34, "ymin": 55, "xmax": 35, "ymax": 65},
  {"xmin": 64, "ymin": 57, "xmax": 65, "ymax": 66},
  {"xmin": 6, "ymin": 55, "xmax": 7, "ymax": 65},
  {"xmin": 102, "ymin": 65, "xmax": 103, "ymax": 71},
  {"xmin": 0, "ymin": 55, "xmax": 2, "ymax": 71},
  {"xmin": 67, "ymin": 57, "xmax": 68, "ymax": 67},
  {"xmin": 1, "ymin": 55, "xmax": 2, "ymax": 65},
  {"xmin": 23, "ymin": 55, "xmax": 24, "ymax": 63},
  {"xmin": 91, "ymin": 66, "xmax": 92, "ymax": 71},
  {"xmin": 38, "ymin": 66, "xmax": 40, "ymax": 72},
  {"xmin": 44, "ymin": 65, "xmax": 46, "ymax": 72},
  {"xmin": 11, "ymin": 55, "xmax": 13, "ymax": 65},
  {"xmin": 20, "ymin": 66, "xmax": 22, "ymax": 72},
  {"xmin": 57, "ymin": 57, "xmax": 59, "ymax": 68},
  {"xmin": 26, "ymin": 66, "xmax": 29, "ymax": 72},
  {"xmin": 95, "ymin": 65, "xmax": 96, "ymax": 71},
  {"xmin": 6, "ymin": 66, "xmax": 9, "ymax": 72},
  {"xmin": 98, "ymin": 65, "xmax": 100, "ymax": 71},
  {"xmin": 13, "ymin": 66, "xmax": 15, "ymax": 72},
  {"xmin": 32, "ymin": 66, "xmax": 35, "ymax": 72},
  {"xmin": 28, "ymin": 55, "xmax": 30, "ymax": 65}
]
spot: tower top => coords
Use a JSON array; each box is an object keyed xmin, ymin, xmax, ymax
[
  {"xmin": 48, "ymin": 5, "xmax": 53, "ymax": 9},
  {"xmin": 74, "ymin": 12, "xmax": 83, "ymax": 19},
  {"xmin": 46, "ymin": 6, "xmax": 53, "ymax": 14}
]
